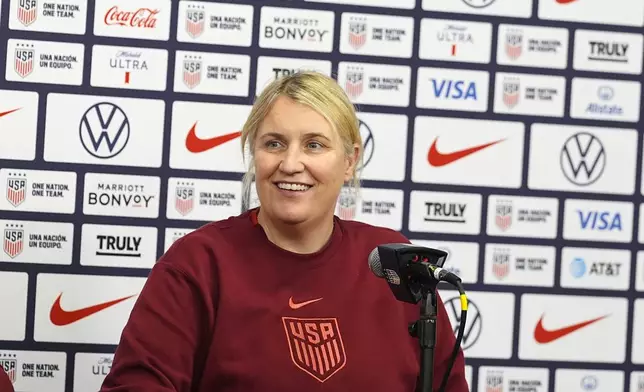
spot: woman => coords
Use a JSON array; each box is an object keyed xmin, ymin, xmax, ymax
[
  {"xmin": 0, "ymin": 368, "xmax": 14, "ymax": 392},
  {"xmin": 99, "ymin": 71, "xmax": 468, "ymax": 391}
]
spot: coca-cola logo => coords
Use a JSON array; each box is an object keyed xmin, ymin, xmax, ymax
[{"xmin": 104, "ymin": 6, "xmax": 159, "ymax": 28}]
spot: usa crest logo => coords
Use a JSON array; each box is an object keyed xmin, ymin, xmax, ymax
[
  {"xmin": 502, "ymin": 77, "xmax": 520, "ymax": 109},
  {"xmin": 186, "ymin": 6, "xmax": 205, "ymax": 38},
  {"xmin": 485, "ymin": 371, "xmax": 503, "ymax": 392},
  {"xmin": 3, "ymin": 225, "xmax": 24, "ymax": 259},
  {"xmin": 175, "ymin": 184, "xmax": 195, "ymax": 216},
  {"xmin": 17, "ymin": 0, "xmax": 38, "ymax": 26},
  {"xmin": 505, "ymin": 29, "xmax": 523, "ymax": 60},
  {"xmin": 336, "ymin": 187, "xmax": 356, "ymax": 220},
  {"xmin": 0, "ymin": 354, "xmax": 17, "ymax": 384},
  {"xmin": 6, "ymin": 175, "xmax": 27, "ymax": 207},
  {"xmin": 495, "ymin": 200, "xmax": 512, "ymax": 231},
  {"xmin": 492, "ymin": 250, "xmax": 510, "ymax": 279},
  {"xmin": 183, "ymin": 55, "xmax": 202, "ymax": 89},
  {"xmin": 344, "ymin": 67, "xmax": 364, "ymax": 98},
  {"xmin": 282, "ymin": 317, "xmax": 347, "ymax": 383},
  {"xmin": 14, "ymin": 45, "xmax": 35, "ymax": 78},
  {"xmin": 348, "ymin": 17, "xmax": 367, "ymax": 50}
]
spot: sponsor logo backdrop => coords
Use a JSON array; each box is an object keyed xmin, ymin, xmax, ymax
[{"xmin": 0, "ymin": 0, "xmax": 643, "ymax": 391}]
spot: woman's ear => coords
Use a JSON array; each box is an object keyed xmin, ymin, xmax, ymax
[{"xmin": 344, "ymin": 143, "xmax": 361, "ymax": 182}]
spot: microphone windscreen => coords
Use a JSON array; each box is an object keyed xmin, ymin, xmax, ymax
[{"xmin": 368, "ymin": 247, "xmax": 384, "ymax": 278}]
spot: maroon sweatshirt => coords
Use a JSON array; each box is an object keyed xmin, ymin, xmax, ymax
[{"xmin": 100, "ymin": 208, "xmax": 468, "ymax": 392}]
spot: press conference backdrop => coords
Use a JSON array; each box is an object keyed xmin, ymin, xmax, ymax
[{"xmin": 0, "ymin": 0, "xmax": 643, "ymax": 390}]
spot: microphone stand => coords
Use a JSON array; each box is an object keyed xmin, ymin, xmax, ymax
[{"xmin": 409, "ymin": 287, "xmax": 437, "ymax": 392}]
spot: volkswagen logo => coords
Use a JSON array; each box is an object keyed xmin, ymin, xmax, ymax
[
  {"xmin": 462, "ymin": 0, "xmax": 497, "ymax": 8},
  {"xmin": 560, "ymin": 132, "xmax": 606, "ymax": 186},
  {"xmin": 445, "ymin": 297, "xmax": 482, "ymax": 350},
  {"xmin": 597, "ymin": 85, "xmax": 614, "ymax": 101},
  {"xmin": 79, "ymin": 102, "xmax": 130, "ymax": 159},
  {"xmin": 357, "ymin": 119, "xmax": 374, "ymax": 171}
]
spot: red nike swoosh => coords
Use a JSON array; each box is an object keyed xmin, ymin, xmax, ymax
[
  {"xmin": 0, "ymin": 108, "xmax": 21, "ymax": 118},
  {"xmin": 533, "ymin": 313, "xmax": 609, "ymax": 344},
  {"xmin": 556, "ymin": 0, "xmax": 578, "ymax": 3},
  {"xmin": 185, "ymin": 121, "xmax": 242, "ymax": 153},
  {"xmin": 49, "ymin": 293, "xmax": 137, "ymax": 326},
  {"xmin": 427, "ymin": 137, "xmax": 505, "ymax": 167}
]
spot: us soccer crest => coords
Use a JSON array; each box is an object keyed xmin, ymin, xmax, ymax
[
  {"xmin": 505, "ymin": 29, "xmax": 523, "ymax": 60},
  {"xmin": 6, "ymin": 176, "xmax": 27, "ymax": 207},
  {"xmin": 336, "ymin": 187, "xmax": 356, "ymax": 220},
  {"xmin": 486, "ymin": 371, "xmax": 503, "ymax": 392},
  {"xmin": 344, "ymin": 68, "xmax": 364, "ymax": 98},
  {"xmin": 282, "ymin": 317, "xmax": 347, "ymax": 383},
  {"xmin": 14, "ymin": 45, "xmax": 34, "ymax": 78},
  {"xmin": 348, "ymin": 17, "xmax": 367, "ymax": 50},
  {"xmin": 185, "ymin": 6, "xmax": 205, "ymax": 38},
  {"xmin": 492, "ymin": 250, "xmax": 510, "ymax": 279},
  {"xmin": 495, "ymin": 201, "xmax": 512, "ymax": 231},
  {"xmin": 183, "ymin": 56, "xmax": 202, "ymax": 89},
  {"xmin": 175, "ymin": 184, "xmax": 195, "ymax": 216},
  {"xmin": 0, "ymin": 354, "xmax": 17, "ymax": 385},
  {"xmin": 17, "ymin": 0, "xmax": 37, "ymax": 26},
  {"xmin": 3, "ymin": 225, "xmax": 24, "ymax": 259},
  {"xmin": 502, "ymin": 77, "xmax": 520, "ymax": 109}
]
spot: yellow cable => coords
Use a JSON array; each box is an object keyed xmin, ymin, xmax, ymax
[{"xmin": 460, "ymin": 294, "xmax": 468, "ymax": 311}]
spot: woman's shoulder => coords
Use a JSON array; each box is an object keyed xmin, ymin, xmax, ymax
[
  {"xmin": 336, "ymin": 217, "xmax": 411, "ymax": 245},
  {"xmin": 157, "ymin": 211, "xmax": 255, "ymax": 272}
]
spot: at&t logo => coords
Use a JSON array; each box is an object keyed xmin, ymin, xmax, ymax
[
  {"xmin": 80, "ymin": 102, "xmax": 131, "ymax": 159},
  {"xmin": 570, "ymin": 257, "xmax": 586, "ymax": 278}
]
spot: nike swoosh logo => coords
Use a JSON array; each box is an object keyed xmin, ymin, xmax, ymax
[
  {"xmin": 0, "ymin": 108, "xmax": 21, "ymax": 118},
  {"xmin": 427, "ymin": 137, "xmax": 505, "ymax": 167},
  {"xmin": 533, "ymin": 313, "xmax": 609, "ymax": 344},
  {"xmin": 289, "ymin": 296, "xmax": 323, "ymax": 310},
  {"xmin": 49, "ymin": 293, "xmax": 137, "ymax": 326},
  {"xmin": 185, "ymin": 121, "xmax": 242, "ymax": 153},
  {"xmin": 555, "ymin": 0, "xmax": 578, "ymax": 3}
]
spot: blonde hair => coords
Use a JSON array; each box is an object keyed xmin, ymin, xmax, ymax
[{"xmin": 240, "ymin": 71, "xmax": 363, "ymax": 207}]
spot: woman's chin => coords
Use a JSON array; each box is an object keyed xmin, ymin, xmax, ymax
[{"xmin": 268, "ymin": 203, "xmax": 313, "ymax": 225}]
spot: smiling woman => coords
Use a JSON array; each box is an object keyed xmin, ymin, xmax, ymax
[
  {"xmin": 99, "ymin": 71, "xmax": 469, "ymax": 392},
  {"xmin": 240, "ymin": 71, "xmax": 362, "ymax": 254}
]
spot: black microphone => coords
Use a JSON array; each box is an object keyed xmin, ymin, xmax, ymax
[
  {"xmin": 367, "ymin": 243, "xmax": 468, "ymax": 392},
  {"xmin": 367, "ymin": 243, "xmax": 461, "ymax": 304}
]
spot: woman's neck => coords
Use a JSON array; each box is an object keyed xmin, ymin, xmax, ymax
[{"xmin": 257, "ymin": 209, "xmax": 334, "ymax": 254}]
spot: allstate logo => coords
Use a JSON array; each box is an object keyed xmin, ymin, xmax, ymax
[
  {"xmin": 570, "ymin": 257, "xmax": 586, "ymax": 278},
  {"xmin": 597, "ymin": 85, "xmax": 614, "ymax": 101},
  {"xmin": 581, "ymin": 375, "xmax": 598, "ymax": 390},
  {"xmin": 79, "ymin": 102, "xmax": 131, "ymax": 159}
]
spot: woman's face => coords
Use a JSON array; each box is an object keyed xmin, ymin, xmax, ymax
[{"xmin": 253, "ymin": 95, "xmax": 358, "ymax": 225}]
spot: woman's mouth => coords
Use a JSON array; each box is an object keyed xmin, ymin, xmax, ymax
[{"xmin": 275, "ymin": 182, "xmax": 312, "ymax": 192}]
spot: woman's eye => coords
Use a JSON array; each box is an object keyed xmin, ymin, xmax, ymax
[
  {"xmin": 266, "ymin": 141, "xmax": 281, "ymax": 148},
  {"xmin": 308, "ymin": 141, "xmax": 323, "ymax": 149}
]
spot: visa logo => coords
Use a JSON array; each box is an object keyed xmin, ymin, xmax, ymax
[
  {"xmin": 577, "ymin": 210, "xmax": 622, "ymax": 231},
  {"xmin": 430, "ymin": 79, "xmax": 477, "ymax": 100}
]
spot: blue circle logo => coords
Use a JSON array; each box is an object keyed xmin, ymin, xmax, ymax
[{"xmin": 570, "ymin": 257, "xmax": 586, "ymax": 278}]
